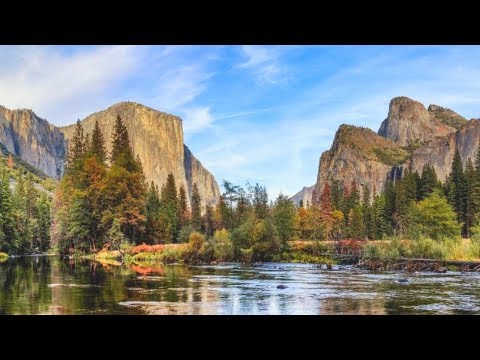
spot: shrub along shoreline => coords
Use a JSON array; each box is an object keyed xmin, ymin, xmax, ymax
[{"xmin": 83, "ymin": 233, "xmax": 480, "ymax": 272}]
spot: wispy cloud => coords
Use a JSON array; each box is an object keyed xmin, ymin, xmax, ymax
[
  {"xmin": 238, "ymin": 45, "xmax": 290, "ymax": 84},
  {"xmin": 181, "ymin": 106, "xmax": 215, "ymax": 134},
  {"xmin": 0, "ymin": 45, "xmax": 144, "ymax": 122}
]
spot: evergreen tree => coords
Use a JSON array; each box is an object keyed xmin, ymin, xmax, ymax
[
  {"xmin": 66, "ymin": 120, "xmax": 85, "ymax": 171},
  {"xmin": 362, "ymin": 185, "xmax": 374, "ymax": 239},
  {"xmin": 178, "ymin": 185, "xmax": 189, "ymax": 228},
  {"xmin": 203, "ymin": 204, "xmax": 215, "ymax": 237},
  {"xmin": 251, "ymin": 183, "xmax": 269, "ymax": 220},
  {"xmin": 403, "ymin": 169, "xmax": 418, "ymax": 203},
  {"xmin": 272, "ymin": 194, "xmax": 297, "ymax": 245},
  {"xmin": 0, "ymin": 160, "xmax": 15, "ymax": 252},
  {"xmin": 191, "ymin": 183, "xmax": 202, "ymax": 231},
  {"xmin": 371, "ymin": 194, "xmax": 392, "ymax": 239},
  {"xmin": 419, "ymin": 164, "xmax": 440, "ymax": 200},
  {"xmin": 331, "ymin": 179, "xmax": 342, "ymax": 210},
  {"xmin": 145, "ymin": 182, "xmax": 162, "ymax": 244},
  {"xmin": 160, "ymin": 174, "xmax": 178, "ymax": 241},
  {"xmin": 347, "ymin": 205, "xmax": 365, "ymax": 239},
  {"xmin": 298, "ymin": 199, "xmax": 304, "ymax": 208},
  {"xmin": 446, "ymin": 150, "xmax": 467, "ymax": 232},
  {"xmin": 464, "ymin": 158, "xmax": 480, "ymax": 236},
  {"xmin": 235, "ymin": 186, "xmax": 251, "ymax": 227},
  {"xmin": 90, "ymin": 120, "xmax": 107, "ymax": 163},
  {"xmin": 475, "ymin": 143, "xmax": 480, "ymax": 179},
  {"xmin": 393, "ymin": 180, "xmax": 409, "ymax": 236}
]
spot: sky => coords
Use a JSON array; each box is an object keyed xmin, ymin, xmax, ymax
[{"xmin": 1, "ymin": 45, "xmax": 480, "ymax": 198}]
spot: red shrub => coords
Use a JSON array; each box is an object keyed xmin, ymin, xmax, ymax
[
  {"xmin": 130, "ymin": 243, "xmax": 165, "ymax": 254},
  {"xmin": 335, "ymin": 239, "xmax": 366, "ymax": 255}
]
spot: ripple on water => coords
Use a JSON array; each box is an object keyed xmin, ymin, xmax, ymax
[{"xmin": 48, "ymin": 283, "xmax": 101, "ymax": 288}]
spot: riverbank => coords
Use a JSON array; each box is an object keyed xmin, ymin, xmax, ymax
[{"xmin": 80, "ymin": 237, "xmax": 480, "ymax": 272}]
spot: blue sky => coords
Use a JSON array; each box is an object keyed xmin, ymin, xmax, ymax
[{"xmin": 1, "ymin": 45, "xmax": 480, "ymax": 198}]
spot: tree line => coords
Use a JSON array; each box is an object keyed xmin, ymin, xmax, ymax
[{"xmin": 0, "ymin": 156, "xmax": 51, "ymax": 254}]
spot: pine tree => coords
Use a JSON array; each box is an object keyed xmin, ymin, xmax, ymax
[
  {"xmin": 403, "ymin": 169, "xmax": 417, "ymax": 203},
  {"xmin": 0, "ymin": 160, "xmax": 15, "ymax": 252},
  {"xmin": 111, "ymin": 115, "xmax": 136, "ymax": 171},
  {"xmin": 66, "ymin": 120, "xmax": 85, "ymax": 171},
  {"xmin": 446, "ymin": 149, "xmax": 467, "ymax": 233},
  {"xmin": 251, "ymin": 183, "xmax": 269, "ymax": 220},
  {"xmin": 272, "ymin": 194, "xmax": 297, "ymax": 245},
  {"xmin": 348, "ymin": 205, "xmax": 365, "ymax": 239},
  {"xmin": 160, "ymin": 173, "xmax": 179, "ymax": 241},
  {"xmin": 145, "ymin": 182, "xmax": 162, "ymax": 244},
  {"xmin": 319, "ymin": 183, "xmax": 333, "ymax": 236},
  {"xmin": 465, "ymin": 158, "xmax": 480, "ymax": 236},
  {"xmin": 475, "ymin": 143, "xmax": 480, "ymax": 179},
  {"xmin": 191, "ymin": 183, "xmax": 202, "ymax": 231},
  {"xmin": 90, "ymin": 120, "xmax": 107, "ymax": 163},
  {"xmin": 419, "ymin": 164, "xmax": 440, "ymax": 200},
  {"xmin": 178, "ymin": 185, "xmax": 189, "ymax": 228},
  {"xmin": 393, "ymin": 180, "xmax": 409, "ymax": 236},
  {"xmin": 298, "ymin": 199, "xmax": 304, "ymax": 208},
  {"xmin": 372, "ymin": 194, "xmax": 392, "ymax": 239},
  {"xmin": 331, "ymin": 179, "xmax": 342, "ymax": 210},
  {"xmin": 362, "ymin": 185, "xmax": 374, "ymax": 239},
  {"xmin": 203, "ymin": 204, "xmax": 215, "ymax": 237}
]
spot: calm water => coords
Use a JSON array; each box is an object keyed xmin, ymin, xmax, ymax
[{"xmin": 1, "ymin": 256, "xmax": 480, "ymax": 314}]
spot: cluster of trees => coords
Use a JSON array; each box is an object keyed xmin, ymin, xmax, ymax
[
  {"xmin": 0, "ymin": 156, "xmax": 51, "ymax": 254},
  {"xmin": 305, "ymin": 148, "xmax": 480, "ymax": 241},
  {"xmin": 52, "ymin": 117, "xmax": 147, "ymax": 254}
]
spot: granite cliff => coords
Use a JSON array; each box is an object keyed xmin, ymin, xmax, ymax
[
  {"xmin": 0, "ymin": 102, "xmax": 220, "ymax": 208},
  {"xmin": 0, "ymin": 106, "xmax": 66, "ymax": 178},
  {"xmin": 61, "ymin": 102, "xmax": 220, "ymax": 208},
  {"xmin": 303, "ymin": 96, "xmax": 477, "ymax": 206},
  {"xmin": 290, "ymin": 185, "xmax": 315, "ymax": 206}
]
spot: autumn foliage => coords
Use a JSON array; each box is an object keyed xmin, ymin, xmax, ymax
[{"xmin": 130, "ymin": 243, "xmax": 165, "ymax": 254}]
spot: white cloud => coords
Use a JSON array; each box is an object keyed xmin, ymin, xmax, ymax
[
  {"xmin": 238, "ymin": 45, "xmax": 288, "ymax": 84},
  {"xmin": 182, "ymin": 106, "xmax": 215, "ymax": 134},
  {"xmin": 0, "ymin": 45, "xmax": 144, "ymax": 123},
  {"xmin": 0, "ymin": 45, "xmax": 220, "ymax": 128}
]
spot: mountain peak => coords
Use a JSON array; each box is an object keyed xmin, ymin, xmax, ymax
[
  {"xmin": 427, "ymin": 104, "xmax": 467, "ymax": 129},
  {"xmin": 378, "ymin": 96, "xmax": 457, "ymax": 146}
]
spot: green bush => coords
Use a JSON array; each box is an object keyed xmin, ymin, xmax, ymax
[
  {"xmin": 178, "ymin": 225, "xmax": 194, "ymax": 243},
  {"xmin": 212, "ymin": 229, "xmax": 234, "ymax": 262}
]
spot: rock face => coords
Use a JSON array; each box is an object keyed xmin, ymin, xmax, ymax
[
  {"xmin": 408, "ymin": 119, "xmax": 480, "ymax": 182},
  {"xmin": 378, "ymin": 96, "xmax": 457, "ymax": 147},
  {"xmin": 290, "ymin": 184, "xmax": 315, "ymax": 206},
  {"xmin": 0, "ymin": 106, "xmax": 65, "ymax": 178},
  {"xmin": 306, "ymin": 96, "xmax": 477, "ymax": 206},
  {"xmin": 60, "ymin": 102, "xmax": 220, "ymax": 208},
  {"xmin": 311, "ymin": 125, "xmax": 408, "ymax": 204},
  {"xmin": 0, "ymin": 102, "xmax": 220, "ymax": 209}
]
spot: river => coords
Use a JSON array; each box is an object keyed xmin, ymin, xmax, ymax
[{"xmin": 1, "ymin": 255, "xmax": 479, "ymax": 314}]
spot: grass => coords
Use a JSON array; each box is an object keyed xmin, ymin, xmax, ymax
[
  {"xmin": 86, "ymin": 244, "xmax": 188, "ymax": 265},
  {"xmin": 362, "ymin": 237, "xmax": 480, "ymax": 262}
]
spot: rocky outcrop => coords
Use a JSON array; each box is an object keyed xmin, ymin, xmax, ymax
[
  {"xmin": 378, "ymin": 96, "xmax": 456, "ymax": 147},
  {"xmin": 0, "ymin": 102, "xmax": 220, "ymax": 209},
  {"xmin": 427, "ymin": 104, "xmax": 467, "ymax": 130},
  {"xmin": 0, "ymin": 106, "xmax": 65, "ymax": 178},
  {"xmin": 311, "ymin": 125, "xmax": 408, "ymax": 204},
  {"xmin": 290, "ymin": 185, "xmax": 315, "ymax": 206},
  {"xmin": 60, "ymin": 102, "xmax": 220, "ymax": 208},
  {"xmin": 309, "ymin": 96, "xmax": 474, "ymax": 206},
  {"xmin": 408, "ymin": 119, "xmax": 480, "ymax": 182},
  {"xmin": 184, "ymin": 145, "xmax": 220, "ymax": 207}
]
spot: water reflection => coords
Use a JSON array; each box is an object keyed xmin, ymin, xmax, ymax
[{"xmin": 1, "ymin": 256, "xmax": 480, "ymax": 314}]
